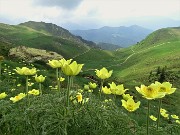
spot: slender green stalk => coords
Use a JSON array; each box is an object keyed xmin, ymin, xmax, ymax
[
  {"xmin": 157, "ymin": 99, "xmax": 162, "ymax": 130},
  {"xmin": 26, "ymin": 76, "xmax": 30, "ymax": 106},
  {"xmin": 39, "ymin": 83, "xmax": 42, "ymax": 96},
  {"xmin": 0, "ymin": 62, "xmax": 2, "ymax": 79},
  {"xmin": 99, "ymin": 79, "xmax": 104, "ymax": 98},
  {"xmin": 66, "ymin": 76, "xmax": 72, "ymax": 107},
  {"xmin": 56, "ymin": 68, "xmax": 60, "ymax": 92},
  {"xmin": 58, "ymin": 69, "xmax": 61, "ymax": 97},
  {"xmin": 147, "ymin": 100, "xmax": 150, "ymax": 135}
]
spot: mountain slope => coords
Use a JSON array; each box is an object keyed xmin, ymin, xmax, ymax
[
  {"xmin": 71, "ymin": 25, "xmax": 153, "ymax": 47},
  {"xmin": 0, "ymin": 22, "xmax": 94, "ymax": 58}
]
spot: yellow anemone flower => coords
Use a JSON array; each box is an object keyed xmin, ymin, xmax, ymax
[
  {"xmin": 149, "ymin": 115, "xmax": 157, "ymax": 121},
  {"xmin": 59, "ymin": 58, "xmax": 72, "ymax": 68},
  {"xmin": 76, "ymin": 93, "xmax": 83, "ymax": 103},
  {"xmin": 161, "ymin": 112, "xmax": 169, "ymax": 119},
  {"xmin": 59, "ymin": 77, "xmax": 65, "ymax": 82},
  {"xmin": 175, "ymin": 120, "xmax": 180, "ymax": 124},
  {"xmin": 160, "ymin": 108, "xmax": 167, "ymax": 113},
  {"xmin": 35, "ymin": 75, "xmax": 45, "ymax": 83},
  {"xmin": 62, "ymin": 61, "xmax": 84, "ymax": 76},
  {"xmin": 0, "ymin": 92, "xmax": 8, "ymax": 99},
  {"xmin": 109, "ymin": 82, "xmax": 128, "ymax": 95},
  {"xmin": 28, "ymin": 89, "xmax": 40, "ymax": 96},
  {"xmin": 47, "ymin": 60, "xmax": 62, "ymax": 68},
  {"xmin": 121, "ymin": 98, "xmax": 140, "ymax": 112},
  {"xmin": 95, "ymin": 67, "xmax": 113, "ymax": 80},
  {"xmin": 171, "ymin": 115, "xmax": 179, "ymax": 119},
  {"xmin": 14, "ymin": 67, "xmax": 36, "ymax": 76},
  {"xmin": 122, "ymin": 94, "xmax": 133, "ymax": 101},
  {"xmin": 10, "ymin": 93, "xmax": 26, "ymax": 103},
  {"xmin": 89, "ymin": 82, "xmax": 97, "ymax": 89},
  {"xmin": 102, "ymin": 86, "xmax": 112, "ymax": 94},
  {"xmin": 135, "ymin": 83, "xmax": 165, "ymax": 100},
  {"xmin": 155, "ymin": 81, "xmax": 176, "ymax": 95}
]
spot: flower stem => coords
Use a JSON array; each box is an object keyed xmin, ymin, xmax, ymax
[
  {"xmin": 99, "ymin": 79, "xmax": 104, "ymax": 98},
  {"xmin": 58, "ymin": 69, "xmax": 61, "ymax": 97},
  {"xmin": 26, "ymin": 76, "xmax": 29, "ymax": 107},
  {"xmin": 147, "ymin": 100, "xmax": 150, "ymax": 135},
  {"xmin": 0, "ymin": 62, "xmax": 2, "ymax": 79},
  {"xmin": 56, "ymin": 68, "xmax": 60, "ymax": 92},
  {"xmin": 66, "ymin": 76, "xmax": 72, "ymax": 107},
  {"xmin": 157, "ymin": 99, "xmax": 162, "ymax": 130},
  {"xmin": 39, "ymin": 83, "xmax": 42, "ymax": 96}
]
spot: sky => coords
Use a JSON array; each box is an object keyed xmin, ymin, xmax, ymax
[{"xmin": 0, "ymin": 0, "xmax": 180, "ymax": 30}]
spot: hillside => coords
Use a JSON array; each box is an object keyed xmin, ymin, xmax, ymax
[
  {"xmin": 0, "ymin": 22, "xmax": 96, "ymax": 58},
  {"xmin": 71, "ymin": 25, "xmax": 153, "ymax": 47}
]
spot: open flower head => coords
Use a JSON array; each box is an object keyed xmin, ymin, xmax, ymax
[
  {"xmin": 89, "ymin": 82, "xmax": 97, "ymax": 89},
  {"xmin": 160, "ymin": 108, "xmax": 167, "ymax": 113},
  {"xmin": 28, "ymin": 89, "xmax": 40, "ymax": 96},
  {"xmin": 47, "ymin": 60, "xmax": 62, "ymax": 68},
  {"xmin": 150, "ymin": 115, "xmax": 157, "ymax": 121},
  {"xmin": 35, "ymin": 75, "xmax": 45, "ymax": 83},
  {"xmin": 122, "ymin": 94, "xmax": 133, "ymax": 101},
  {"xmin": 102, "ymin": 86, "xmax": 112, "ymax": 94},
  {"xmin": 76, "ymin": 93, "xmax": 83, "ymax": 103},
  {"xmin": 59, "ymin": 77, "xmax": 65, "ymax": 82},
  {"xmin": 161, "ymin": 112, "xmax": 169, "ymax": 119},
  {"xmin": 62, "ymin": 61, "xmax": 84, "ymax": 76},
  {"xmin": 95, "ymin": 67, "xmax": 113, "ymax": 80},
  {"xmin": 175, "ymin": 120, "xmax": 180, "ymax": 124},
  {"xmin": 14, "ymin": 67, "xmax": 36, "ymax": 76},
  {"xmin": 171, "ymin": 115, "xmax": 179, "ymax": 120},
  {"xmin": 121, "ymin": 98, "xmax": 140, "ymax": 112},
  {"xmin": 10, "ymin": 93, "xmax": 26, "ymax": 103},
  {"xmin": 0, "ymin": 92, "xmax": 8, "ymax": 99},
  {"xmin": 59, "ymin": 58, "xmax": 72, "ymax": 68},
  {"xmin": 135, "ymin": 83, "xmax": 165, "ymax": 100},
  {"xmin": 155, "ymin": 81, "xmax": 176, "ymax": 95},
  {"xmin": 109, "ymin": 82, "xmax": 128, "ymax": 95}
]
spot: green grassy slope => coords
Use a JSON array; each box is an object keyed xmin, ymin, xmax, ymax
[{"xmin": 0, "ymin": 22, "xmax": 90, "ymax": 59}]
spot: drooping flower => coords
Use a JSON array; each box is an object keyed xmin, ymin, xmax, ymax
[
  {"xmin": 155, "ymin": 81, "xmax": 176, "ymax": 95},
  {"xmin": 171, "ymin": 115, "xmax": 179, "ymax": 120},
  {"xmin": 10, "ymin": 93, "xmax": 26, "ymax": 103},
  {"xmin": 0, "ymin": 92, "xmax": 7, "ymax": 99},
  {"xmin": 149, "ymin": 115, "xmax": 157, "ymax": 121},
  {"xmin": 109, "ymin": 82, "xmax": 128, "ymax": 95},
  {"xmin": 89, "ymin": 82, "xmax": 97, "ymax": 89},
  {"xmin": 28, "ymin": 89, "xmax": 40, "ymax": 96},
  {"xmin": 135, "ymin": 83, "xmax": 165, "ymax": 100},
  {"xmin": 102, "ymin": 86, "xmax": 112, "ymax": 94},
  {"xmin": 62, "ymin": 61, "xmax": 84, "ymax": 76},
  {"xmin": 121, "ymin": 98, "xmax": 140, "ymax": 112},
  {"xmin": 14, "ymin": 67, "xmax": 36, "ymax": 76},
  {"xmin": 95, "ymin": 67, "xmax": 113, "ymax": 80},
  {"xmin": 35, "ymin": 75, "xmax": 45, "ymax": 83},
  {"xmin": 76, "ymin": 93, "xmax": 83, "ymax": 103},
  {"xmin": 122, "ymin": 94, "xmax": 133, "ymax": 101}
]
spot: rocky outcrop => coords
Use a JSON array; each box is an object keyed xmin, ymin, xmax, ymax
[{"xmin": 9, "ymin": 46, "xmax": 63, "ymax": 63}]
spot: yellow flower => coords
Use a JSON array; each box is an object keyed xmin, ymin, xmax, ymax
[
  {"xmin": 109, "ymin": 82, "xmax": 128, "ymax": 95},
  {"xmin": 0, "ymin": 92, "xmax": 7, "ymax": 99},
  {"xmin": 149, "ymin": 115, "xmax": 157, "ymax": 121},
  {"xmin": 121, "ymin": 98, "xmax": 140, "ymax": 112},
  {"xmin": 59, "ymin": 77, "xmax": 65, "ymax": 82},
  {"xmin": 135, "ymin": 83, "xmax": 165, "ymax": 100},
  {"xmin": 10, "ymin": 93, "xmax": 26, "ymax": 103},
  {"xmin": 62, "ymin": 61, "xmax": 84, "ymax": 76},
  {"xmin": 59, "ymin": 58, "xmax": 72, "ymax": 68},
  {"xmin": 161, "ymin": 112, "xmax": 169, "ymax": 119},
  {"xmin": 175, "ymin": 120, "xmax": 180, "ymax": 124},
  {"xmin": 95, "ymin": 67, "xmax": 113, "ymax": 80},
  {"xmin": 47, "ymin": 60, "xmax": 62, "ymax": 68},
  {"xmin": 14, "ymin": 67, "xmax": 36, "ymax": 76},
  {"xmin": 171, "ymin": 115, "xmax": 179, "ymax": 119},
  {"xmin": 76, "ymin": 93, "xmax": 83, "ymax": 103},
  {"xmin": 89, "ymin": 82, "xmax": 97, "ymax": 89},
  {"xmin": 35, "ymin": 75, "xmax": 45, "ymax": 83},
  {"xmin": 17, "ymin": 84, "xmax": 21, "ymax": 87},
  {"xmin": 28, "ymin": 89, "xmax": 40, "ymax": 96},
  {"xmin": 122, "ymin": 94, "xmax": 133, "ymax": 101},
  {"xmin": 155, "ymin": 81, "xmax": 176, "ymax": 95},
  {"xmin": 160, "ymin": 108, "xmax": 167, "ymax": 113},
  {"xmin": 102, "ymin": 86, "xmax": 112, "ymax": 94},
  {"xmin": 84, "ymin": 84, "xmax": 90, "ymax": 90}
]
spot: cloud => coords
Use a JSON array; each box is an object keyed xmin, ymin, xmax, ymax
[{"xmin": 33, "ymin": 0, "xmax": 84, "ymax": 9}]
